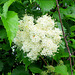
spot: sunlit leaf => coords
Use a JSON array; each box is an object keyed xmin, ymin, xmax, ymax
[
  {"xmin": 3, "ymin": 0, "xmax": 16, "ymax": 18},
  {"xmin": 35, "ymin": 0, "xmax": 56, "ymax": 13},
  {"xmin": 1, "ymin": 11, "xmax": 19, "ymax": 46},
  {"xmin": 55, "ymin": 65, "xmax": 68, "ymax": 75}
]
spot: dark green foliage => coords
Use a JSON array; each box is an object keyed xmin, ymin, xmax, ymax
[
  {"xmin": 0, "ymin": 27, "xmax": 7, "ymax": 40},
  {"xmin": 0, "ymin": 0, "xmax": 75, "ymax": 75},
  {"xmin": 0, "ymin": 0, "xmax": 8, "ymax": 5},
  {"xmin": 23, "ymin": 57, "xmax": 31, "ymax": 71},
  {"xmin": 29, "ymin": 66, "xmax": 42, "ymax": 73},
  {"xmin": 11, "ymin": 65, "xmax": 30, "ymax": 75},
  {"xmin": 9, "ymin": 1, "xmax": 26, "ymax": 18},
  {"xmin": 0, "ymin": 61, "xmax": 3, "ymax": 71}
]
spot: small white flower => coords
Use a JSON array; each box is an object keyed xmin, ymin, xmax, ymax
[{"xmin": 13, "ymin": 14, "xmax": 62, "ymax": 60}]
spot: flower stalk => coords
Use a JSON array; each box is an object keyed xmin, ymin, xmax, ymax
[{"xmin": 56, "ymin": 0, "xmax": 73, "ymax": 75}]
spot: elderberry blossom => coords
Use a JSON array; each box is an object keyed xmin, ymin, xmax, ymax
[{"xmin": 13, "ymin": 14, "xmax": 62, "ymax": 60}]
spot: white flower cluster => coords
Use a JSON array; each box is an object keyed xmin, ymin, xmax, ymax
[{"xmin": 13, "ymin": 14, "xmax": 62, "ymax": 60}]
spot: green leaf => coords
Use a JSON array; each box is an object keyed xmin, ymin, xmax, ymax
[
  {"xmin": 9, "ymin": 1, "xmax": 25, "ymax": 18},
  {"xmin": 70, "ymin": 39, "xmax": 75, "ymax": 48},
  {"xmin": 53, "ymin": 41, "xmax": 65, "ymax": 62},
  {"xmin": 0, "ymin": 0, "xmax": 8, "ymax": 5},
  {"xmin": 55, "ymin": 65, "xmax": 68, "ymax": 75},
  {"xmin": 70, "ymin": 5, "xmax": 75, "ymax": 14},
  {"xmin": 11, "ymin": 65, "xmax": 30, "ymax": 75},
  {"xmin": 71, "ymin": 55, "xmax": 75, "ymax": 58},
  {"xmin": 66, "ymin": 64, "xmax": 75, "ymax": 75},
  {"xmin": 57, "ymin": 22, "xmax": 66, "ymax": 32},
  {"xmin": 2, "ymin": 74, "xmax": 4, "ymax": 75},
  {"xmin": 1, "ymin": 11, "xmax": 19, "ymax": 46},
  {"xmin": 63, "ymin": 5, "xmax": 75, "ymax": 21},
  {"xmin": 62, "ymin": 0, "xmax": 74, "ymax": 6},
  {"xmin": 0, "ymin": 6, "xmax": 2, "ymax": 14},
  {"xmin": 3, "ymin": 0, "xmax": 16, "ymax": 18},
  {"xmin": 8, "ymin": 72, "xmax": 11, "ymax": 75},
  {"xmin": 61, "ymin": 52, "xmax": 69, "ymax": 57},
  {"xmin": 0, "ymin": 61, "xmax": 3, "ymax": 71},
  {"xmin": 0, "ymin": 19, "xmax": 3, "ymax": 26},
  {"xmin": 66, "ymin": 14, "xmax": 75, "ymax": 21},
  {"xmin": 35, "ymin": 0, "xmax": 56, "ymax": 13},
  {"xmin": 53, "ymin": 7, "xmax": 71, "ymax": 21},
  {"xmin": 30, "ymin": 0, "xmax": 32, "ymax": 4},
  {"xmin": 70, "ymin": 26, "xmax": 75, "ymax": 37},
  {"xmin": 53, "ymin": 53, "xmax": 61, "ymax": 62},
  {"xmin": 16, "ymin": 0, "xmax": 22, "ymax": 3},
  {"xmin": 16, "ymin": 49, "xmax": 23, "ymax": 62},
  {"xmin": 70, "ymin": 32, "xmax": 75, "ymax": 37},
  {"xmin": 29, "ymin": 66, "xmax": 42, "ymax": 73},
  {"xmin": 23, "ymin": 57, "xmax": 31, "ymax": 71},
  {"xmin": 70, "ymin": 26, "xmax": 75, "ymax": 32},
  {"xmin": 0, "ymin": 28, "xmax": 7, "ymax": 39},
  {"xmin": 2, "ymin": 43, "xmax": 11, "ymax": 51}
]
